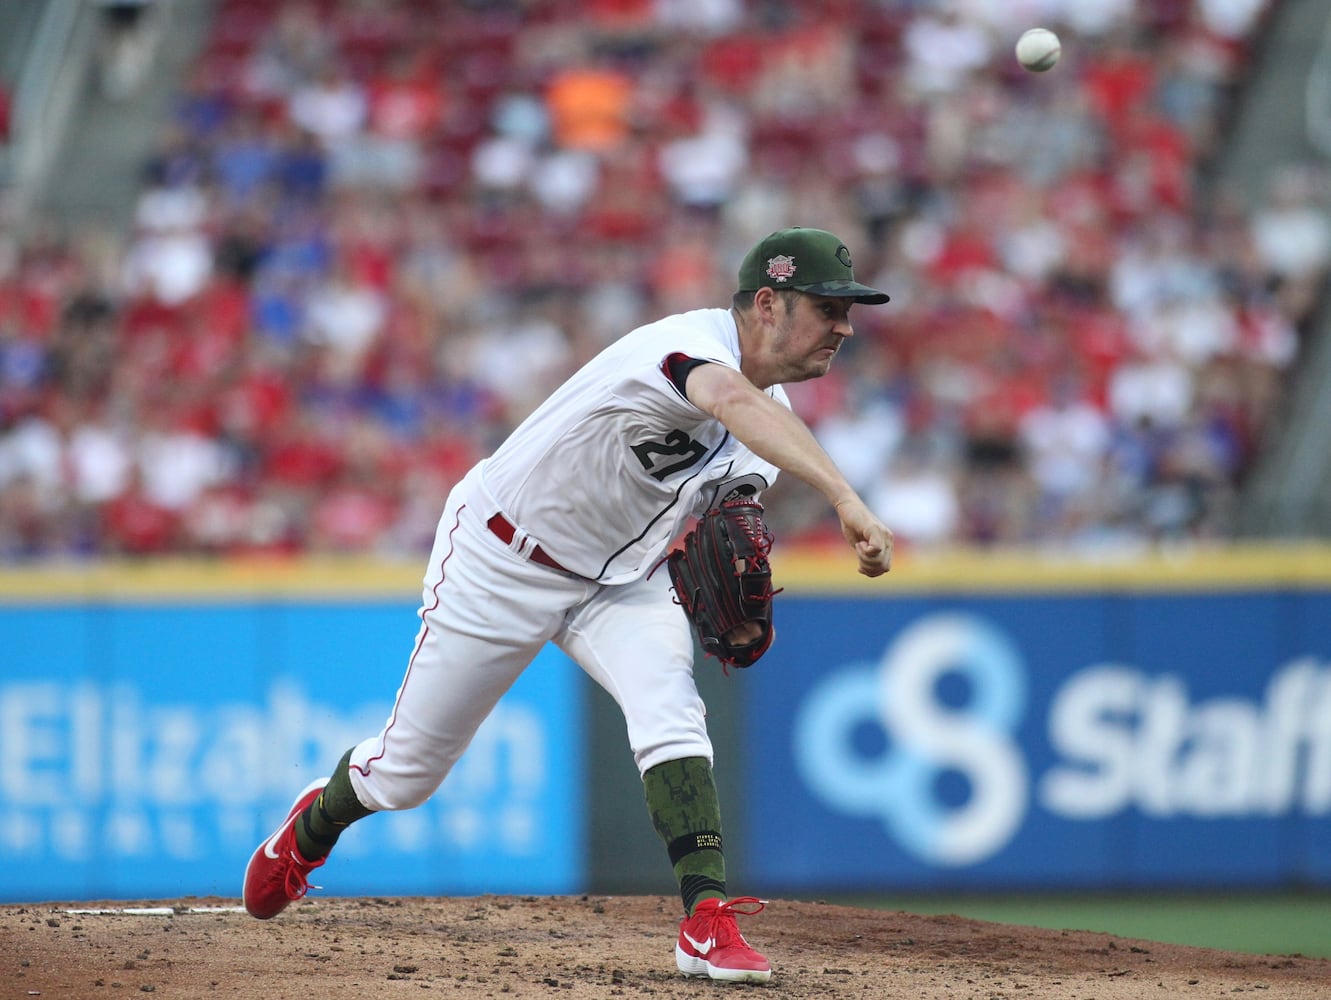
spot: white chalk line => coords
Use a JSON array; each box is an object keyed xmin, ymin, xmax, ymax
[{"xmin": 63, "ymin": 906, "xmax": 248, "ymax": 916}]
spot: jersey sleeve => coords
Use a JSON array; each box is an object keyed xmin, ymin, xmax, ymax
[
  {"xmin": 618, "ymin": 312, "xmax": 742, "ymax": 417},
  {"xmin": 661, "ymin": 352, "xmax": 711, "ymax": 399}
]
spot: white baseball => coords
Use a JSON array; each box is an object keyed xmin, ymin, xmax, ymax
[{"xmin": 1015, "ymin": 28, "xmax": 1061, "ymax": 72}]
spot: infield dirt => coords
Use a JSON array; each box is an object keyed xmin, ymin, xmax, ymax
[{"xmin": 5, "ymin": 894, "xmax": 1329, "ymax": 998}]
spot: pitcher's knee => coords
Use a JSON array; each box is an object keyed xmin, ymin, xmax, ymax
[
  {"xmin": 351, "ymin": 768, "xmax": 441, "ymax": 812},
  {"xmin": 635, "ymin": 739, "xmax": 714, "ymax": 777}
]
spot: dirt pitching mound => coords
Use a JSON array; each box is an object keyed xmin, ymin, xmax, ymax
[{"xmin": 6, "ymin": 894, "xmax": 1329, "ymax": 998}]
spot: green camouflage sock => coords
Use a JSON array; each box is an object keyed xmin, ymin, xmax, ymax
[
  {"xmin": 295, "ymin": 748, "xmax": 373, "ymax": 861},
  {"xmin": 643, "ymin": 756, "xmax": 726, "ymax": 915}
]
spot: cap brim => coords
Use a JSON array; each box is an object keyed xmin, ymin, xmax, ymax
[{"xmin": 795, "ymin": 279, "xmax": 890, "ymax": 304}]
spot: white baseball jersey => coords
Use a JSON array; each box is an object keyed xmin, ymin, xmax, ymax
[
  {"xmin": 346, "ymin": 306, "xmax": 789, "ymax": 811},
  {"xmin": 479, "ymin": 307, "xmax": 786, "ymax": 583}
]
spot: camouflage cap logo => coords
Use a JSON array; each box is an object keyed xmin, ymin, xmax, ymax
[{"xmin": 766, "ymin": 255, "xmax": 797, "ymax": 283}]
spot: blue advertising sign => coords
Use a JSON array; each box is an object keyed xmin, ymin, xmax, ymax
[
  {"xmin": 746, "ymin": 591, "xmax": 1331, "ymax": 891},
  {"xmin": 0, "ymin": 601, "xmax": 584, "ymax": 901}
]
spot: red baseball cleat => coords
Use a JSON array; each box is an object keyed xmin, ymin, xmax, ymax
[
  {"xmin": 675, "ymin": 896, "xmax": 772, "ymax": 982},
  {"xmin": 243, "ymin": 778, "xmax": 328, "ymax": 919}
]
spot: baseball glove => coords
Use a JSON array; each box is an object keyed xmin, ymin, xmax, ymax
[{"xmin": 667, "ymin": 498, "xmax": 779, "ymax": 669}]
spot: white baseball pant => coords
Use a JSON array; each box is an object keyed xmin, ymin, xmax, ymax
[{"xmin": 347, "ymin": 469, "xmax": 712, "ymax": 813}]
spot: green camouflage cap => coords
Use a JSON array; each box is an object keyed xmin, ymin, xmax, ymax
[{"xmin": 737, "ymin": 227, "xmax": 889, "ymax": 304}]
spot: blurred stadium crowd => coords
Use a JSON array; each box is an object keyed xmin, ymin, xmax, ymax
[{"xmin": 0, "ymin": 0, "xmax": 1326, "ymax": 561}]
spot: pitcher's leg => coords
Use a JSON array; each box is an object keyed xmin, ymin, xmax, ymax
[
  {"xmin": 292, "ymin": 748, "xmax": 371, "ymax": 862},
  {"xmin": 245, "ymin": 493, "xmax": 589, "ymax": 919},
  {"xmin": 558, "ymin": 572, "xmax": 769, "ymax": 980},
  {"xmin": 246, "ymin": 580, "xmax": 548, "ymax": 920},
  {"xmin": 643, "ymin": 755, "xmax": 727, "ymax": 913},
  {"xmin": 559, "ymin": 575, "xmax": 725, "ymax": 905},
  {"xmin": 348, "ymin": 612, "xmax": 539, "ymax": 811},
  {"xmin": 349, "ymin": 500, "xmax": 586, "ymax": 811},
  {"xmin": 558, "ymin": 571, "xmax": 711, "ymax": 773}
]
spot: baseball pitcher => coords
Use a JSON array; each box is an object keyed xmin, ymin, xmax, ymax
[{"xmin": 243, "ymin": 227, "xmax": 895, "ymax": 983}]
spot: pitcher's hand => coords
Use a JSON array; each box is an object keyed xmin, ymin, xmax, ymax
[{"xmin": 835, "ymin": 498, "xmax": 893, "ymax": 577}]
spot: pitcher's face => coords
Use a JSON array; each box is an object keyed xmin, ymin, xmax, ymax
[{"xmin": 769, "ymin": 292, "xmax": 855, "ymax": 383}]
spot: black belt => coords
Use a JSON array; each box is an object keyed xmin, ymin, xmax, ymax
[{"xmin": 487, "ymin": 513, "xmax": 573, "ymax": 574}]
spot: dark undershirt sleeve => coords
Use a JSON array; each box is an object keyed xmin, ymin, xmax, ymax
[{"xmin": 661, "ymin": 352, "xmax": 712, "ymax": 401}]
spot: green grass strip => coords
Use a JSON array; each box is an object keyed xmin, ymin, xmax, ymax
[{"xmin": 822, "ymin": 892, "xmax": 1331, "ymax": 959}]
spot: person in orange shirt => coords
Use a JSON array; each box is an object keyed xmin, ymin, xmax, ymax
[{"xmin": 545, "ymin": 60, "xmax": 634, "ymax": 152}]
